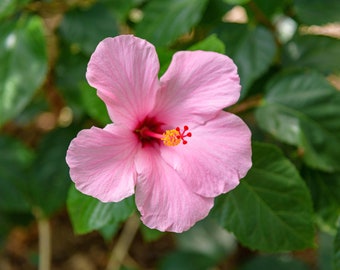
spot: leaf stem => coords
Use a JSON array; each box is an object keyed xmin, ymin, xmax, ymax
[
  {"xmin": 37, "ymin": 216, "xmax": 51, "ymax": 270},
  {"xmin": 106, "ymin": 213, "xmax": 140, "ymax": 270}
]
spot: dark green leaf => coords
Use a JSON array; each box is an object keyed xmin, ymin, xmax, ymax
[
  {"xmin": 59, "ymin": 3, "xmax": 119, "ymax": 55},
  {"xmin": 28, "ymin": 127, "xmax": 77, "ymax": 216},
  {"xmin": 282, "ymin": 34, "xmax": 340, "ymax": 75},
  {"xmin": 216, "ymin": 24, "xmax": 277, "ymax": 97},
  {"xmin": 188, "ymin": 34, "xmax": 225, "ymax": 54},
  {"xmin": 303, "ymin": 168, "xmax": 340, "ymax": 233},
  {"xmin": 241, "ymin": 255, "xmax": 309, "ymax": 270},
  {"xmin": 159, "ymin": 251, "xmax": 216, "ymax": 270},
  {"xmin": 224, "ymin": 0, "xmax": 249, "ymax": 4},
  {"xmin": 67, "ymin": 185, "xmax": 135, "ymax": 234},
  {"xmin": 335, "ymin": 226, "xmax": 340, "ymax": 270},
  {"xmin": 294, "ymin": 0, "xmax": 340, "ymax": 25},
  {"xmin": 55, "ymin": 42, "xmax": 88, "ymax": 118},
  {"xmin": 211, "ymin": 142, "xmax": 314, "ymax": 251},
  {"xmin": 135, "ymin": 0, "xmax": 209, "ymax": 46},
  {"xmin": 0, "ymin": 136, "xmax": 33, "ymax": 212},
  {"xmin": 100, "ymin": 0, "xmax": 143, "ymax": 22},
  {"xmin": 256, "ymin": 70, "xmax": 340, "ymax": 172},
  {"xmin": 0, "ymin": 15, "xmax": 47, "ymax": 126}
]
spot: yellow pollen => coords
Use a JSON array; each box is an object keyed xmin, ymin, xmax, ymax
[{"xmin": 161, "ymin": 129, "xmax": 181, "ymax": 146}]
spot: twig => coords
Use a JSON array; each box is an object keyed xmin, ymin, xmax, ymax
[
  {"xmin": 228, "ymin": 94, "xmax": 263, "ymax": 114},
  {"xmin": 106, "ymin": 214, "xmax": 141, "ymax": 270}
]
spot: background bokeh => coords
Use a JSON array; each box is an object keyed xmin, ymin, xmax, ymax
[{"xmin": 0, "ymin": 0, "xmax": 340, "ymax": 269}]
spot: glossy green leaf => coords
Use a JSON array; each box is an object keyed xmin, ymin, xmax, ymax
[
  {"xmin": 0, "ymin": 136, "xmax": 33, "ymax": 212},
  {"xmin": 216, "ymin": 24, "xmax": 276, "ymax": 97},
  {"xmin": 80, "ymin": 81, "xmax": 111, "ymax": 125},
  {"xmin": 135, "ymin": 0, "xmax": 209, "ymax": 46},
  {"xmin": 304, "ymin": 168, "xmax": 340, "ymax": 233},
  {"xmin": 0, "ymin": 15, "xmax": 47, "ymax": 126},
  {"xmin": 59, "ymin": 3, "xmax": 119, "ymax": 55},
  {"xmin": 283, "ymin": 34, "xmax": 340, "ymax": 75},
  {"xmin": 28, "ymin": 127, "xmax": 76, "ymax": 216},
  {"xmin": 294, "ymin": 0, "xmax": 340, "ymax": 25},
  {"xmin": 0, "ymin": 0, "xmax": 30, "ymax": 20},
  {"xmin": 188, "ymin": 34, "xmax": 226, "ymax": 54},
  {"xmin": 256, "ymin": 71, "xmax": 340, "ymax": 172},
  {"xmin": 335, "ymin": 226, "xmax": 340, "ymax": 270},
  {"xmin": 67, "ymin": 185, "xmax": 135, "ymax": 234},
  {"xmin": 211, "ymin": 142, "xmax": 314, "ymax": 251}
]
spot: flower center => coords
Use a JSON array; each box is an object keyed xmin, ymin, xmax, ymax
[{"xmin": 137, "ymin": 125, "xmax": 192, "ymax": 147}]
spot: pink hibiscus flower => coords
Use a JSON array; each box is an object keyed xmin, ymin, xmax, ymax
[{"xmin": 66, "ymin": 35, "xmax": 252, "ymax": 233}]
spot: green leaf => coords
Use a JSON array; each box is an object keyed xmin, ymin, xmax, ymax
[
  {"xmin": 216, "ymin": 24, "xmax": 277, "ymax": 97},
  {"xmin": 211, "ymin": 142, "xmax": 315, "ymax": 251},
  {"xmin": 241, "ymin": 255, "xmax": 309, "ymax": 270},
  {"xmin": 303, "ymin": 168, "xmax": 340, "ymax": 233},
  {"xmin": 188, "ymin": 34, "xmax": 226, "ymax": 54},
  {"xmin": 59, "ymin": 3, "xmax": 119, "ymax": 55},
  {"xmin": 256, "ymin": 70, "xmax": 340, "ymax": 172},
  {"xmin": 0, "ymin": 136, "xmax": 33, "ymax": 212},
  {"xmin": 28, "ymin": 127, "xmax": 77, "ymax": 216},
  {"xmin": 67, "ymin": 185, "xmax": 135, "ymax": 234},
  {"xmin": 160, "ymin": 251, "xmax": 216, "ymax": 270},
  {"xmin": 0, "ymin": 15, "xmax": 47, "ymax": 126},
  {"xmin": 55, "ymin": 42, "xmax": 88, "ymax": 118},
  {"xmin": 0, "ymin": 0, "xmax": 30, "ymax": 20},
  {"xmin": 135, "ymin": 0, "xmax": 209, "ymax": 46},
  {"xmin": 282, "ymin": 34, "xmax": 340, "ymax": 75},
  {"xmin": 140, "ymin": 224, "xmax": 164, "ymax": 242},
  {"xmin": 80, "ymin": 81, "xmax": 111, "ymax": 125},
  {"xmin": 293, "ymin": 0, "xmax": 340, "ymax": 25},
  {"xmin": 335, "ymin": 226, "xmax": 340, "ymax": 270},
  {"xmin": 224, "ymin": 0, "xmax": 249, "ymax": 4}
]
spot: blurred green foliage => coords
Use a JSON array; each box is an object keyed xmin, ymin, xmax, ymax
[{"xmin": 0, "ymin": 0, "xmax": 340, "ymax": 269}]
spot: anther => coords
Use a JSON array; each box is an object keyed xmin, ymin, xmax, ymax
[{"xmin": 162, "ymin": 125, "xmax": 192, "ymax": 146}]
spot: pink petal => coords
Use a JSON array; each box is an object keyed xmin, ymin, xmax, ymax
[
  {"xmin": 134, "ymin": 146, "xmax": 214, "ymax": 233},
  {"xmin": 66, "ymin": 125, "xmax": 139, "ymax": 202},
  {"xmin": 153, "ymin": 51, "xmax": 241, "ymax": 125},
  {"xmin": 86, "ymin": 35, "xmax": 160, "ymax": 128},
  {"xmin": 161, "ymin": 111, "xmax": 252, "ymax": 197}
]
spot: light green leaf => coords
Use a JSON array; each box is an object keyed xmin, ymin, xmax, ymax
[
  {"xmin": 0, "ymin": 0, "xmax": 30, "ymax": 20},
  {"xmin": 67, "ymin": 185, "xmax": 136, "ymax": 234},
  {"xmin": 189, "ymin": 34, "xmax": 226, "ymax": 54},
  {"xmin": 216, "ymin": 24, "xmax": 277, "ymax": 97},
  {"xmin": 135, "ymin": 0, "xmax": 209, "ymax": 46},
  {"xmin": 294, "ymin": 0, "xmax": 340, "ymax": 25},
  {"xmin": 256, "ymin": 70, "xmax": 340, "ymax": 172},
  {"xmin": 283, "ymin": 34, "xmax": 340, "ymax": 75},
  {"xmin": 211, "ymin": 142, "xmax": 315, "ymax": 251},
  {"xmin": 0, "ymin": 15, "xmax": 47, "ymax": 126}
]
